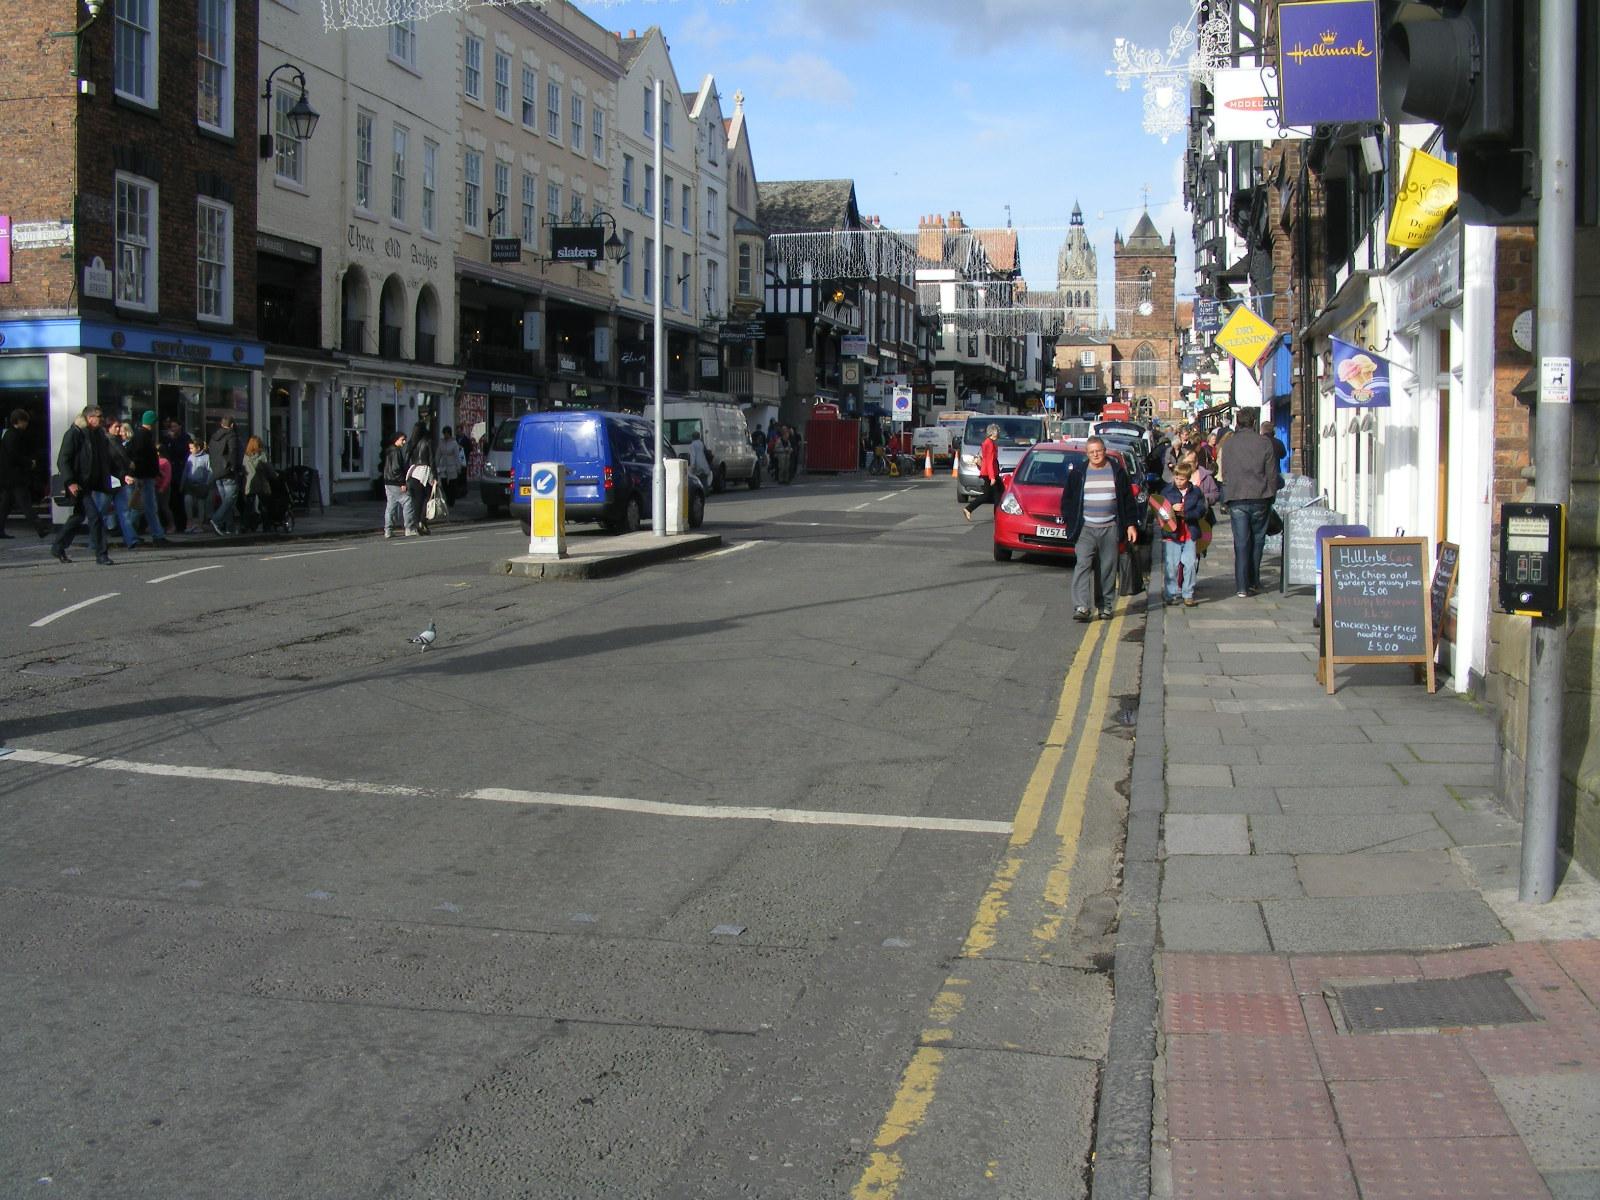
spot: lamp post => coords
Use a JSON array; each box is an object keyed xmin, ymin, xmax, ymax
[{"xmin": 260, "ymin": 64, "xmax": 320, "ymax": 160}]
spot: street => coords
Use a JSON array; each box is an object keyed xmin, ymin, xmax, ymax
[{"xmin": 0, "ymin": 476, "xmax": 1140, "ymax": 1199}]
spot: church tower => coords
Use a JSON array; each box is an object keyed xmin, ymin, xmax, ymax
[
  {"xmin": 1111, "ymin": 206, "xmax": 1179, "ymax": 419},
  {"xmin": 1055, "ymin": 201, "xmax": 1099, "ymax": 330}
]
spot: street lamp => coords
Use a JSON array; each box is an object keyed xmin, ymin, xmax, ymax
[
  {"xmin": 591, "ymin": 210, "xmax": 627, "ymax": 262},
  {"xmin": 260, "ymin": 63, "xmax": 320, "ymax": 160}
]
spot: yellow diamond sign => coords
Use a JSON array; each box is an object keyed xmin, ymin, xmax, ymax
[
  {"xmin": 1386, "ymin": 148, "xmax": 1458, "ymax": 248},
  {"xmin": 1214, "ymin": 305, "xmax": 1279, "ymax": 370}
]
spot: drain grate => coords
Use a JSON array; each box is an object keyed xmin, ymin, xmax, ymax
[{"xmin": 1327, "ymin": 970, "xmax": 1538, "ymax": 1034}]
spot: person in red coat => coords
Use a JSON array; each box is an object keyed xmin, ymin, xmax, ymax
[{"xmin": 963, "ymin": 424, "xmax": 1002, "ymax": 520}]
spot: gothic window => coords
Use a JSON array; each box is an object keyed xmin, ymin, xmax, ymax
[
  {"xmin": 1134, "ymin": 342, "xmax": 1158, "ymax": 388},
  {"xmin": 1139, "ymin": 268, "xmax": 1153, "ymax": 305}
]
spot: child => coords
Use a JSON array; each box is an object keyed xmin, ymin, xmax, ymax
[
  {"xmin": 1159, "ymin": 461, "xmax": 1209, "ymax": 607},
  {"xmin": 181, "ymin": 437, "xmax": 213, "ymax": 531}
]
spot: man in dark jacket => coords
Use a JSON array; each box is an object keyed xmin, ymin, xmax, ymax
[
  {"xmin": 52, "ymin": 406, "xmax": 114, "ymax": 565},
  {"xmin": 129, "ymin": 410, "xmax": 169, "ymax": 545},
  {"xmin": 207, "ymin": 416, "xmax": 241, "ymax": 534},
  {"xmin": 1060, "ymin": 436, "xmax": 1140, "ymax": 621},
  {"xmin": 1217, "ymin": 408, "xmax": 1282, "ymax": 596},
  {"xmin": 0, "ymin": 408, "xmax": 47, "ymax": 537}
]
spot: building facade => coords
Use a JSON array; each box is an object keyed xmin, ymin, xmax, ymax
[{"xmin": 1110, "ymin": 210, "xmax": 1180, "ymax": 422}]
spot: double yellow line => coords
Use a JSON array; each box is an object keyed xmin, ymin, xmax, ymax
[{"xmin": 852, "ymin": 604, "xmax": 1127, "ymax": 1198}]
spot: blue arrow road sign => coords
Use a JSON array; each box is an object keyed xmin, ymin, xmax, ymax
[{"xmin": 532, "ymin": 468, "xmax": 557, "ymax": 496}]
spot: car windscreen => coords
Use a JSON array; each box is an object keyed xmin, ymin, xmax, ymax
[
  {"xmin": 492, "ymin": 419, "xmax": 521, "ymax": 451},
  {"xmin": 1014, "ymin": 448, "xmax": 1084, "ymax": 486},
  {"xmin": 964, "ymin": 416, "xmax": 1046, "ymax": 447}
]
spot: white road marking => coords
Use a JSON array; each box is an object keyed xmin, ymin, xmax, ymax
[
  {"xmin": 702, "ymin": 540, "xmax": 764, "ymax": 558},
  {"xmin": 0, "ymin": 747, "xmax": 1011, "ymax": 835},
  {"xmin": 30, "ymin": 594, "xmax": 120, "ymax": 628},
  {"xmin": 261, "ymin": 546, "xmax": 357, "ymax": 561},
  {"xmin": 147, "ymin": 565, "xmax": 222, "ymax": 584}
]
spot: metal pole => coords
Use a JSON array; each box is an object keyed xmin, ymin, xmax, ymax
[
  {"xmin": 1520, "ymin": 0, "xmax": 1576, "ymax": 903},
  {"xmin": 652, "ymin": 77, "xmax": 666, "ymax": 536}
]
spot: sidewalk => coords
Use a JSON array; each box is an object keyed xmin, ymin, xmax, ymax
[{"xmin": 1137, "ymin": 528, "xmax": 1600, "ymax": 1199}]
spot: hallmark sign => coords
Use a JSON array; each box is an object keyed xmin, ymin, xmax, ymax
[
  {"xmin": 551, "ymin": 226, "xmax": 603, "ymax": 265},
  {"xmin": 1277, "ymin": 0, "xmax": 1379, "ymax": 127}
]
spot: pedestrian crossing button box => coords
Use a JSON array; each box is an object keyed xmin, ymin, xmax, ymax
[{"xmin": 1497, "ymin": 502, "xmax": 1565, "ymax": 618}]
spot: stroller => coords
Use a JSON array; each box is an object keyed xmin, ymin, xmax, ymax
[{"xmin": 245, "ymin": 472, "xmax": 295, "ymax": 534}]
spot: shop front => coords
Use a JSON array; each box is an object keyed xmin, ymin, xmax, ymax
[
  {"xmin": 459, "ymin": 373, "xmax": 540, "ymax": 479},
  {"xmin": 333, "ymin": 355, "xmax": 461, "ymax": 500}
]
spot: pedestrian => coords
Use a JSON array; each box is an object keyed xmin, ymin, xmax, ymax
[
  {"xmin": 1180, "ymin": 449, "xmax": 1220, "ymax": 559},
  {"xmin": 181, "ymin": 436, "xmax": 213, "ymax": 532},
  {"xmin": 102, "ymin": 419, "xmax": 143, "ymax": 550},
  {"xmin": 405, "ymin": 420, "xmax": 435, "ymax": 534},
  {"xmin": 160, "ymin": 417, "xmax": 191, "ymax": 532},
  {"xmin": 1158, "ymin": 462, "xmax": 1208, "ymax": 608},
  {"xmin": 0, "ymin": 408, "xmax": 48, "ymax": 538},
  {"xmin": 435, "ymin": 424, "xmax": 465, "ymax": 504},
  {"xmin": 381, "ymin": 430, "xmax": 414, "ymax": 538},
  {"xmin": 208, "ymin": 416, "xmax": 242, "ymax": 535},
  {"xmin": 1217, "ymin": 408, "xmax": 1282, "ymax": 597},
  {"xmin": 963, "ymin": 423, "xmax": 1003, "ymax": 520},
  {"xmin": 241, "ymin": 435, "xmax": 276, "ymax": 532},
  {"xmin": 687, "ymin": 430, "xmax": 713, "ymax": 488},
  {"xmin": 1059, "ymin": 435, "xmax": 1140, "ymax": 622},
  {"xmin": 51, "ymin": 405, "xmax": 114, "ymax": 565},
  {"xmin": 129, "ymin": 411, "xmax": 170, "ymax": 546}
]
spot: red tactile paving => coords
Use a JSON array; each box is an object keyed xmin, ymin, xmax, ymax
[
  {"xmin": 1289, "ymin": 953, "xmax": 1423, "ymax": 994},
  {"xmin": 1346, "ymin": 1137, "xmax": 1553, "ymax": 1200},
  {"xmin": 1166, "ymin": 1032, "xmax": 1323, "ymax": 1081},
  {"xmin": 1549, "ymin": 939, "xmax": 1600, "ymax": 1007},
  {"xmin": 1312, "ymin": 1031, "xmax": 1484, "ymax": 1081},
  {"xmin": 1163, "ymin": 952, "xmax": 1296, "ymax": 995},
  {"xmin": 1170, "ymin": 1138, "xmax": 1358, "ymax": 1199},
  {"xmin": 1417, "ymin": 941, "xmax": 1565, "ymax": 986},
  {"xmin": 1329, "ymin": 1076, "xmax": 1515, "ymax": 1140},
  {"xmin": 1167, "ymin": 1079, "xmax": 1339, "ymax": 1140},
  {"xmin": 1164, "ymin": 991, "xmax": 1309, "ymax": 1035},
  {"xmin": 1458, "ymin": 1023, "xmax": 1600, "ymax": 1075}
]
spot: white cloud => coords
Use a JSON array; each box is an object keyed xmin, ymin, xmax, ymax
[{"xmin": 726, "ymin": 50, "xmax": 856, "ymax": 106}]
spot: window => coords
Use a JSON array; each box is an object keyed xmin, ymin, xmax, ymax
[
  {"xmin": 493, "ymin": 51, "xmax": 511, "ymax": 118},
  {"xmin": 521, "ymin": 66, "xmax": 537, "ymax": 128},
  {"xmin": 736, "ymin": 165, "xmax": 748, "ymax": 211},
  {"xmin": 706, "ymin": 186, "xmax": 719, "ymax": 236},
  {"xmin": 737, "ymin": 243, "xmax": 752, "ymax": 296},
  {"xmin": 196, "ymin": 0, "xmax": 232, "ymax": 134},
  {"xmin": 421, "ymin": 139, "xmax": 437, "ymax": 234},
  {"xmin": 706, "ymin": 260, "xmax": 719, "ymax": 315},
  {"xmin": 391, "ymin": 126, "xmax": 408, "ymax": 222},
  {"xmin": 493, "ymin": 161, "xmax": 509, "ymax": 236},
  {"xmin": 570, "ymin": 192, "xmax": 583, "ymax": 223},
  {"xmin": 643, "ymin": 237, "xmax": 653, "ymax": 299},
  {"xmin": 196, "ymin": 198, "xmax": 231, "ymax": 323},
  {"xmin": 643, "ymin": 166, "xmax": 653, "ymax": 215},
  {"xmin": 114, "ymin": 0, "xmax": 156, "ymax": 106},
  {"xmin": 1139, "ymin": 268, "xmax": 1153, "ymax": 304},
  {"xmin": 663, "ymin": 175, "xmax": 673, "ymax": 224},
  {"xmin": 662, "ymin": 100, "xmax": 672, "ymax": 148},
  {"xmin": 621, "ymin": 230, "xmax": 634, "ymax": 295},
  {"xmin": 273, "ymin": 90, "xmax": 307, "ymax": 185},
  {"xmin": 390, "ymin": 14, "xmax": 416, "ymax": 68},
  {"xmin": 592, "ymin": 106, "xmax": 605, "ymax": 162},
  {"xmin": 340, "ymin": 386, "xmax": 367, "ymax": 474},
  {"xmin": 546, "ymin": 81, "xmax": 561, "ymax": 139},
  {"xmin": 643, "ymin": 85, "xmax": 653, "ymax": 137},
  {"xmin": 521, "ymin": 173, "xmax": 537, "ymax": 245},
  {"xmin": 546, "ymin": 181, "xmax": 560, "ymax": 226},
  {"xmin": 681, "ymin": 184, "xmax": 691, "ymax": 232},
  {"xmin": 1134, "ymin": 342, "xmax": 1158, "ymax": 387},
  {"xmin": 115, "ymin": 173, "xmax": 157, "ymax": 312},
  {"xmin": 705, "ymin": 118, "xmax": 717, "ymax": 165},
  {"xmin": 621, "ymin": 155, "xmax": 634, "ymax": 208},
  {"xmin": 1080, "ymin": 373, "xmax": 1096, "ymax": 391},
  {"xmin": 463, "ymin": 149, "xmax": 482, "ymax": 233},
  {"xmin": 570, "ymin": 94, "xmax": 583, "ymax": 152},
  {"xmin": 355, "ymin": 111, "xmax": 374, "ymax": 210},
  {"xmin": 681, "ymin": 251, "xmax": 691, "ymax": 311},
  {"xmin": 463, "ymin": 35, "xmax": 482, "ymax": 102},
  {"xmin": 662, "ymin": 244, "xmax": 673, "ymax": 309}
]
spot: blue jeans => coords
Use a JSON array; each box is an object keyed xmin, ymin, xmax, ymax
[
  {"xmin": 101, "ymin": 487, "xmax": 140, "ymax": 547},
  {"xmin": 213, "ymin": 479, "xmax": 240, "ymax": 531},
  {"xmin": 1229, "ymin": 499, "xmax": 1270, "ymax": 593},
  {"xmin": 134, "ymin": 477, "xmax": 164, "ymax": 539},
  {"xmin": 1164, "ymin": 537, "xmax": 1198, "ymax": 600}
]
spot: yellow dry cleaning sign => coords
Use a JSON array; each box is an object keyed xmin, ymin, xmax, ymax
[
  {"xmin": 1386, "ymin": 148, "xmax": 1458, "ymax": 248},
  {"xmin": 1214, "ymin": 304, "xmax": 1279, "ymax": 369}
]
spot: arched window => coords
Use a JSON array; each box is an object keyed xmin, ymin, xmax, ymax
[
  {"xmin": 415, "ymin": 285, "xmax": 440, "ymax": 364},
  {"xmin": 380, "ymin": 275, "xmax": 406, "ymax": 359},
  {"xmin": 1134, "ymin": 342, "xmax": 1159, "ymax": 387},
  {"xmin": 1138, "ymin": 268, "xmax": 1153, "ymax": 305},
  {"xmin": 340, "ymin": 268, "xmax": 369, "ymax": 353}
]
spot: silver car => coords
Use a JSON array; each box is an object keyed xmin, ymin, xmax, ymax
[{"xmin": 955, "ymin": 414, "xmax": 1048, "ymax": 500}]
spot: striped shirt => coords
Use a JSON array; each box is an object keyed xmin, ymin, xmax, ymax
[{"xmin": 1082, "ymin": 464, "xmax": 1117, "ymax": 526}]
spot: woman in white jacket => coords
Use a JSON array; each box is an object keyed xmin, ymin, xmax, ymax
[{"xmin": 435, "ymin": 424, "xmax": 465, "ymax": 502}]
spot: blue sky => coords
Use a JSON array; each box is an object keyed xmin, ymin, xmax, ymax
[{"xmin": 574, "ymin": 0, "xmax": 1199, "ymax": 319}]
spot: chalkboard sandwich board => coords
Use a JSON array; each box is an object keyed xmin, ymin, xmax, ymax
[
  {"xmin": 1319, "ymin": 536, "xmax": 1435, "ymax": 695},
  {"xmin": 1430, "ymin": 541, "xmax": 1460, "ymax": 656}
]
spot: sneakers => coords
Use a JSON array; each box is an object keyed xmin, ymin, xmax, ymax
[
  {"xmin": 1073, "ymin": 608, "xmax": 1092, "ymax": 623},
  {"xmin": 1099, "ymin": 609, "xmax": 1114, "ymax": 620},
  {"xmin": 384, "ymin": 530, "xmax": 394, "ymax": 539},
  {"xmin": 210, "ymin": 520, "xmax": 224, "ymax": 536},
  {"xmin": 1235, "ymin": 590, "xmax": 1249, "ymax": 598},
  {"xmin": 405, "ymin": 528, "xmax": 418, "ymax": 537}
]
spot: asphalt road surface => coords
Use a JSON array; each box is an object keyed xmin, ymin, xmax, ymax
[{"xmin": 1, "ymin": 475, "xmax": 1141, "ymax": 1199}]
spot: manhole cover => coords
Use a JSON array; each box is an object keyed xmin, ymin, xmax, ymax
[
  {"xmin": 21, "ymin": 661, "xmax": 123, "ymax": 678},
  {"xmin": 1327, "ymin": 970, "xmax": 1537, "ymax": 1033}
]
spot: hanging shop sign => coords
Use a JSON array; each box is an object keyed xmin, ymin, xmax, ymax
[
  {"xmin": 1214, "ymin": 305, "xmax": 1279, "ymax": 370},
  {"xmin": 1193, "ymin": 298, "xmax": 1222, "ymax": 334},
  {"xmin": 1386, "ymin": 149, "xmax": 1458, "ymax": 249},
  {"xmin": 1212, "ymin": 67, "xmax": 1311, "ymax": 142},
  {"xmin": 1331, "ymin": 336, "xmax": 1391, "ymax": 408},
  {"xmin": 550, "ymin": 226, "xmax": 604, "ymax": 264},
  {"xmin": 490, "ymin": 237, "xmax": 523, "ymax": 264},
  {"xmin": 1277, "ymin": 0, "xmax": 1380, "ymax": 127}
]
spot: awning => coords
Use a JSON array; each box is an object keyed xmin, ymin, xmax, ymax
[{"xmin": 1301, "ymin": 270, "xmax": 1378, "ymax": 341}]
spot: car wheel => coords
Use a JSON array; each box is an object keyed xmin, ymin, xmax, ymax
[
  {"xmin": 613, "ymin": 496, "xmax": 641, "ymax": 534},
  {"xmin": 993, "ymin": 544, "xmax": 1013, "ymax": 562},
  {"xmin": 712, "ymin": 464, "xmax": 727, "ymax": 495},
  {"xmin": 688, "ymin": 491, "xmax": 705, "ymax": 529}
]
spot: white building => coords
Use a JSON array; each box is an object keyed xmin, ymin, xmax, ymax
[{"xmin": 688, "ymin": 76, "xmax": 730, "ymax": 393}]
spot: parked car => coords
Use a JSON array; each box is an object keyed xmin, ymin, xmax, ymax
[
  {"xmin": 479, "ymin": 417, "xmax": 521, "ymax": 518},
  {"xmin": 642, "ymin": 399, "xmax": 760, "ymax": 492},
  {"xmin": 955, "ymin": 414, "xmax": 1048, "ymax": 501},
  {"xmin": 991, "ymin": 440, "xmax": 1140, "ymax": 564},
  {"xmin": 509, "ymin": 410, "xmax": 706, "ymax": 535}
]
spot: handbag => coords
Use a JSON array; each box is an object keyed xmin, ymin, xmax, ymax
[
  {"xmin": 1265, "ymin": 506, "xmax": 1284, "ymax": 536},
  {"xmin": 425, "ymin": 480, "xmax": 448, "ymax": 522}
]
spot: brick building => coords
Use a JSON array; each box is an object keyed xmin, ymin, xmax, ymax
[
  {"xmin": 1110, "ymin": 210, "xmax": 1180, "ymax": 421},
  {"xmin": 0, "ymin": 0, "xmax": 263, "ymax": 493}
]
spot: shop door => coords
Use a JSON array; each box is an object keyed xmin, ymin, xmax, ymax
[
  {"xmin": 1435, "ymin": 327, "xmax": 1451, "ymax": 546},
  {"xmin": 269, "ymin": 383, "xmax": 293, "ymax": 468}
]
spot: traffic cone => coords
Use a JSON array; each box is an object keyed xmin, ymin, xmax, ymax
[
  {"xmin": 923, "ymin": 449, "xmax": 934, "ymax": 478},
  {"xmin": 950, "ymin": 452, "xmax": 959, "ymax": 478}
]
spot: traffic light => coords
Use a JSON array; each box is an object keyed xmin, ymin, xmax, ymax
[{"xmin": 1381, "ymin": 0, "xmax": 1538, "ymax": 224}]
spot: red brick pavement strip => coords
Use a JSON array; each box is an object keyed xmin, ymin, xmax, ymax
[
  {"xmin": 1164, "ymin": 991, "xmax": 1309, "ymax": 1036},
  {"xmin": 1311, "ymin": 1029, "xmax": 1484, "ymax": 1080},
  {"xmin": 1170, "ymin": 1138, "xmax": 1358, "ymax": 1200},
  {"xmin": 1549, "ymin": 939, "xmax": 1600, "ymax": 1007},
  {"xmin": 1345, "ymin": 1137, "xmax": 1553, "ymax": 1200},
  {"xmin": 1164, "ymin": 953, "xmax": 1296, "ymax": 995},
  {"xmin": 1288, "ymin": 953, "xmax": 1423, "ymax": 993},
  {"xmin": 1165, "ymin": 1032, "xmax": 1323, "ymax": 1081},
  {"xmin": 1167, "ymin": 1079, "xmax": 1340, "ymax": 1141},
  {"xmin": 1329, "ymin": 1076, "xmax": 1517, "ymax": 1140}
]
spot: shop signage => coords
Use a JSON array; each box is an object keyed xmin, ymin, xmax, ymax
[
  {"xmin": 1390, "ymin": 217, "xmax": 1461, "ymax": 329},
  {"xmin": 1194, "ymin": 298, "xmax": 1222, "ymax": 334},
  {"xmin": 522, "ymin": 310, "xmax": 542, "ymax": 352},
  {"xmin": 490, "ymin": 237, "xmax": 522, "ymax": 264},
  {"xmin": 1331, "ymin": 336, "xmax": 1391, "ymax": 408},
  {"xmin": 557, "ymin": 354, "xmax": 578, "ymax": 373},
  {"xmin": 842, "ymin": 334, "xmax": 868, "ymax": 357},
  {"xmin": 842, "ymin": 362, "xmax": 860, "ymax": 385},
  {"xmin": 1214, "ymin": 305, "xmax": 1279, "ymax": 369},
  {"xmin": 1386, "ymin": 149, "xmax": 1458, "ymax": 249},
  {"xmin": 1212, "ymin": 67, "xmax": 1310, "ymax": 142},
  {"xmin": 347, "ymin": 224, "xmax": 439, "ymax": 271},
  {"xmin": 257, "ymin": 233, "xmax": 320, "ymax": 265},
  {"xmin": 718, "ymin": 320, "xmax": 766, "ymax": 342},
  {"xmin": 550, "ymin": 226, "xmax": 604, "ymax": 264},
  {"xmin": 0, "ymin": 215, "xmax": 11, "ymax": 284},
  {"xmin": 82, "ymin": 256, "xmax": 113, "ymax": 300},
  {"xmin": 1319, "ymin": 536, "xmax": 1435, "ymax": 694},
  {"xmin": 1277, "ymin": 0, "xmax": 1379, "ymax": 127}
]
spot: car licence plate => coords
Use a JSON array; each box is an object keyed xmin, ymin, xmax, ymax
[
  {"xmin": 518, "ymin": 485, "xmax": 532, "ymax": 497},
  {"xmin": 1034, "ymin": 524, "xmax": 1069, "ymax": 539}
]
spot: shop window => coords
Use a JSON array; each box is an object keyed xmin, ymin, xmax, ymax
[{"xmin": 340, "ymin": 386, "xmax": 368, "ymax": 474}]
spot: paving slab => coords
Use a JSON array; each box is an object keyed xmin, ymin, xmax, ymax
[
  {"xmin": 1168, "ymin": 1138, "xmax": 1358, "ymax": 1200},
  {"xmin": 1392, "ymin": 762, "xmax": 1499, "ymax": 787},
  {"xmin": 1165, "ymin": 786, "xmax": 1281, "ymax": 815},
  {"xmin": 1408, "ymin": 740, "xmax": 1497, "ymax": 763},
  {"xmin": 1260, "ymin": 893, "xmax": 1507, "ymax": 953},
  {"xmin": 1357, "ymin": 724, "xmax": 1494, "ymax": 744},
  {"xmin": 1162, "ymin": 854, "xmax": 1302, "ymax": 901},
  {"xmin": 1159, "ymin": 901, "xmax": 1271, "ymax": 952},
  {"xmin": 1434, "ymin": 803, "xmax": 1522, "ymax": 848},
  {"xmin": 1164, "ymin": 814, "xmax": 1250, "ymax": 855},
  {"xmin": 1164, "ymin": 744, "xmax": 1260, "ymax": 766},
  {"xmin": 1254, "ymin": 743, "xmax": 1416, "ymax": 766},
  {"xmin": 1492, "ymin": 1073, "xmax": 1600, "ymax": 1172},
  {"xmin": 1295, "ymin": 850, "xmax": 1474, "ymax": 898},
  {"xmin": 1273, "ymin": 785, "xmax": 1456, "ymax": 815},
  {"xmin": 1234, "ymin": 763, "xmax": 1404, "ymax": 788},
  {"xmin": 1346, "ymin": 1137, "xmax": 1553, "ymax": 1199},
  {"xmin": 1250, "ymin": 814, "xmax": 1451, "ymax": 855},
  {"xmin": 1166, "ymin": 764, "xmax": 1233, "ymax": 788}
]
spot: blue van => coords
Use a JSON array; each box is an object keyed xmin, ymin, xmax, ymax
[{"xmin": 509, "ymin": 410, "xmax": 706, "ymax": 534}]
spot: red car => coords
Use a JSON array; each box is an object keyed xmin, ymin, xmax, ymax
[{"xmin": 991, "ymin": 440, "xmax": 1137, "ymax": 563}]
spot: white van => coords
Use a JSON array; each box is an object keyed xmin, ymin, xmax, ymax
[{"xmin": 642, "ymin": 400, "xmax": 760, "ymax": 492}]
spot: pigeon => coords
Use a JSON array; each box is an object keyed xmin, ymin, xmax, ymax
[{"xmin": 408, "ymin": 621, "xmax": 437, "ymax": 651}]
